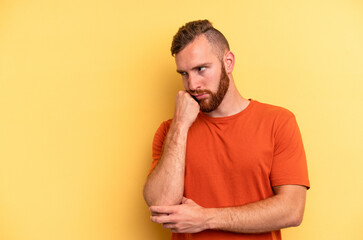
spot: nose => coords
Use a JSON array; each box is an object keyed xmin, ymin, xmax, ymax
[{"xmin": 187, "ymin": 73, "xmax": 201, "ymax": 91}]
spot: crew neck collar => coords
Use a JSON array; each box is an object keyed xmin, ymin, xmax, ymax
[{"xmin": 198, "ymin": 99, "xmax": 255, "ymax": 123}]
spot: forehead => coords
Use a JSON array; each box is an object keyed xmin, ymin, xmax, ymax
[{"xmin": 175, "ymin": 35, "xmax": 220, "ymax": 70}]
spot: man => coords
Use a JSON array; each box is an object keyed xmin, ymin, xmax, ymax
[{"xmin": 143, "ymin": 20, "xmax": 310, "ymax": 240}]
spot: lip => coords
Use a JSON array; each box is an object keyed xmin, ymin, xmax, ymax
[{"xmin": 194, "ymin": 93, "xmax": 207, "ymax": 100}]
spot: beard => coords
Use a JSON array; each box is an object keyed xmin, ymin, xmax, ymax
[{"xmin": 188, "ymin": 64, "xmax": 230, "ymax": 113}]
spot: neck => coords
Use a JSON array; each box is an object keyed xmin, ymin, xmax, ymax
[{"xmin": 203, "ymin": 78, "xmax": 250, "ymax": 118}]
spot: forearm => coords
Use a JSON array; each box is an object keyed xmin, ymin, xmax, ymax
[
  {"xmin": 205, "ymin": 187, "xmax": 306, "ymax": 233},
  {"xmin": 143, "ymin": 121, "xmax": 189, "ymax": 206}
]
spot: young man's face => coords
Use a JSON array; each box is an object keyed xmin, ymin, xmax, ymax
[{"xmin": 175, "ymin": 35, "xmax": 229, "ymax": 113}]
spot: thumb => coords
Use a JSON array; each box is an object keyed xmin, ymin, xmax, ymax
[{"xmin": 182, "ymin": 197, "xmax": 196, "ymax": 205}]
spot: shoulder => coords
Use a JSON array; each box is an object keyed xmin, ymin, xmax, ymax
[{"xmin": 252, "ymin": 100, "xmax": 296, "ymax": 121}]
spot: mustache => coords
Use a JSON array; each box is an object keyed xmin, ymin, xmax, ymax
[
  {"xmin": 187, "ymin": 89, "xmax": 212, "ymax": 102},
  {"xmin": 187, "ymin": 89, "xmax": 213, "ymax": 95}
]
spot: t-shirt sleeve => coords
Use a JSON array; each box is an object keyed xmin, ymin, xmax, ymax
[
  {"xmin": 270, "ymin": 113, "xmax": 310, "ymax": 189},
  {"xmin": 149, "ymin": 120, "xmax": 172, "ymax": 175}
]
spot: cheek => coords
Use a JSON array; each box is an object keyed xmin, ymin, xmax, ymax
[
  {"xmin": 205, "ymin": 75, "xmax": 220, "ymax": 91},
  {"xmin": 206, "ymin": 69, "xmax": 220, "ymax": 83},
  {"xmin": 182, "ymin": 78, "xmax": 188, "ymax": 89}
]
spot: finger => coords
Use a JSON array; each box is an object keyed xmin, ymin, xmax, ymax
[
  {"xmin": 182, "ymin": 197, "xmax": 195, "ymax": 205},
  {"xmin": 151, "ymin": 212, "xmax": 169, "ymax": 216},
  {"xmin": 150, "ymin": 214, "xmax": 174, "ymax": 224},
  {"xmin": 149, "ymin": 205, "xmax": 175, "ymax": 215},
  {"xmin": 163, "ymin": 223, "xmax": 176, "ymax": 229},
  {"xmin": 180, "ymin": 90, "xmax": 194, "ymax": 99}
]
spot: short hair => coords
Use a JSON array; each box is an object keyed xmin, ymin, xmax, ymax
[{"xmin": 171, "ymin": 20, "xmax": 230, "ymax": 58}]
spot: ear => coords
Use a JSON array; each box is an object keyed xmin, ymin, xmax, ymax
[{"xmin": 223, "ymin": 51, "xmax": 235, "ymax": 74}]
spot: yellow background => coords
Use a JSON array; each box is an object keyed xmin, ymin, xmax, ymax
[{"xmin": 1, "ymin": 0, "xmax": 362, "ymax": 239}]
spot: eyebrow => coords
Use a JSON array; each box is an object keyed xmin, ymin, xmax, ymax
[{"xmin": 176, "ymin": 62, "xmax": 212, "ymax": 74}]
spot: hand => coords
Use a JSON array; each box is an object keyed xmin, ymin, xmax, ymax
[
  {"xmin": 149, "ymin": 197, "xmax": 208, "ymax": 233},
  {"xmin": 173, "ymin": 91, "xmax": 200, "ymax": 129}
]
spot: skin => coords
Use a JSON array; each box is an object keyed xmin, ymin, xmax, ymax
[{"xmin": 143, "ymin": 35, "xmax": 307, "ymax": 234}]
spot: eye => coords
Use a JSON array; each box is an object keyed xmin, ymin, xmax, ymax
[
  {"xmin": 198, "ymin": 67, "xmax": 206, "ymax": 72},
  {"xmin": 178, "ymin": 71, "xmax": 189, "ymax": 79}
]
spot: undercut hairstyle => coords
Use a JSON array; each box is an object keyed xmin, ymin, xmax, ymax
[{"xmin": 171, "ymin": 20, "xmax": 230, "ymax": 59}]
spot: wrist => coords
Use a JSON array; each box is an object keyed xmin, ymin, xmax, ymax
[
  {"xmin": 203, "ymin": 207, "xmax": 217, "ymax": 230},
  {"xmin": 171, "ymin": 120, "xmax": 191, "ymax": 132}
]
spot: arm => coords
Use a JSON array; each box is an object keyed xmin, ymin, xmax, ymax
[
  {"xmin": 207, "ymin": 184, "xmax": 307, "ymax": 233},
  {"xmin": 143, "ymin": 91, "xmax": 200, "ymax": 206},
  {"xmin": 150, "ymin": 184, "xmax": 307, "ymax": 233}
]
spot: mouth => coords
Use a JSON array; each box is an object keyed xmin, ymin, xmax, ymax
[{"xmin": 193, "ymin": 93, "xmax": 208, "ymax": 100}]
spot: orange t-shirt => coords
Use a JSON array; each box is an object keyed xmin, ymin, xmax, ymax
[{"xmin": 150, "ymin": 100, "xmax": 310, "ymax": 240}]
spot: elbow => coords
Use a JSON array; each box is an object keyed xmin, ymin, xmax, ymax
[
  {"xmin": 287, "ymin": 207, "xmax": 305, "ymax": 227},
  {"xmin": 290, "ymin": 213, "xmax": 303, "ymax": 227},
  {"xmin": 274, "ymin": 184, "xmax": 307, "ymax": 228},
  {"xmin": 280, "ymin": 199, "xmax": 305, "ymax": 228},
  {"xmin": 143, "ymin": 184, "xmax": 155, "ymax": 207},
  {"xmin": 144, "ymin": 194, "xmax": 183, "ymax": 207},
  {"xmin": 143, "ymin": 185, "xmax": 182, "ymax": 207},
  {"xmin": 142, "ymin": 183, "xmax": 152, "ymax": 207},
  {"xmin": 143, "ymin": 193, "xmax": 152, "ymax": 207}
]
